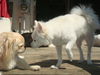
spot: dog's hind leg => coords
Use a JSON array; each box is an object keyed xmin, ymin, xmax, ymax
[
  {"xmin": 85, "ymin": 34, "xmax": 94, "ymax": 64},
  {"xmin": 76, "ymin": 39, "xmax": 84, "ymax": 63},
  {"xmin": 65, "ymin": 38, "xmax": 76, "ymax": 61}
]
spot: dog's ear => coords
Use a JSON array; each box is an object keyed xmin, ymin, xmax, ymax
[
  {"xmin": 34, "ymin": 20, "xmax": 38, "ymax": 26},
  {"xmin": 0, "ymin": 37, "xmax": 9, "ymax": 59},
  {"xmin": 34, "ymin": 20, "xmax": 43, "ymax": 33},
  {"xmin": 0, "ymin": 37, "xmax": 5, "ymax": 57}
]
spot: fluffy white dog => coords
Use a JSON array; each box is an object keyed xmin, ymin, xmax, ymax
[{"xmin": 31, "ymin": 5, "xmax": 100, "ymax": 69}]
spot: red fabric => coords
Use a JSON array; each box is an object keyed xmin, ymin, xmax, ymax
[{"xmin": 0, "ymin": 0, "xmax": 10, "ymax": 18}]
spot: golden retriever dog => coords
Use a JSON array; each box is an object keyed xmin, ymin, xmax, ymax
[{"xmin": 0, "ymin": 32, "xmax": 40, "ymax": 71}]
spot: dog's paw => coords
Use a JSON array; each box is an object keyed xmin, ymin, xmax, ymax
[
  {"xmin": 69, "ymin": 59, "xmax": 73, "ymax": 62},
  {"xmin": 68, "ymin": 54, "xmax": 73, "ymax": 62},
  {"xmin": 30, "ymin": 65, "xmax": 41, "ymax": 71},
  {"xmin": 50, "ymin": 65, "xmax": 58, "ymax": 69},
  {"xmin": 18, "ymin": 55, "xmax": 24, "ymax": 59},
  {"xmin": 49, "ymin": 44, "xmax": 55, "ymax": 47}
]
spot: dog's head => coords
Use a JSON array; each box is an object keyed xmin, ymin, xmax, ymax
[
  {"xmin": 0, "ymin": 32, "xmax": 25, "ymax": 70},
  {"xmin": 12, "ymin": 32, "xmax": 25, "ymax": 53},
  {"xmin": 0, "ymin": 32, "xmax": 25, "ymax": 59},
  {"xmin": 31, "ymin": 20, "xmax": 50, "ymax": 48}
]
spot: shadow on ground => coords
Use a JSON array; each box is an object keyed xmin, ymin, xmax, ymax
[{"xmin": 31, "ymin": 60, "xmax": 100, "ymax": 75}]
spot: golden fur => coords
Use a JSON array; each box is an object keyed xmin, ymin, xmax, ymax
[{"xmin": 0, "ymin": 32, "xmax": 40, "ymax": 71}]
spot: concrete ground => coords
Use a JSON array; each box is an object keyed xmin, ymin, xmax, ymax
[{"xmin": 2, "ymin": 44, "xmax": 100, "ymax": 75}]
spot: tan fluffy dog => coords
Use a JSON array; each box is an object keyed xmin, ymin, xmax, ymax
[{"xmin": 0, "ymin": 32, "xmax": 40, "ymax": 71}]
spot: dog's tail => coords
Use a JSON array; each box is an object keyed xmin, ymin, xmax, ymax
[{"xmin": 70, "ymin": 5, "xmax": 100, "ymax": 29}]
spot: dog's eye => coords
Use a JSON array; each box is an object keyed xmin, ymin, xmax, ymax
[
  {"xmin": 18, "ymin": 43, "xmax": 24, "ymax": 48},
  {"xmin": 19, "ymin": 45, "xmax": 24, "ymax": 48},
  {"xmin": 20, "ymin": 45, "xmax": 23, "ymax": 47}
]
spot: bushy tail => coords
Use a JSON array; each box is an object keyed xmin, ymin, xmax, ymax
[{"xmin": 70, "ymin": 5, "xmax": 100, "ymax": 29}]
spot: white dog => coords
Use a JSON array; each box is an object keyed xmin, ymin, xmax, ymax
[{"xmin": 31, "ymin": 5, "xmax": 100, "ymax": 69}]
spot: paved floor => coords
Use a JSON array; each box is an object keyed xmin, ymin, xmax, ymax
[{"xmin": 2, "ymin": 44, "xmax": 100, "ymax": 75}]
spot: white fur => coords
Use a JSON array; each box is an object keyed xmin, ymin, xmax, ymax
[
  {"xmin": 93, "ymin": 34, "xmax": 100, "ymax": 46},
  {"xmin": 8, "ymin": 59, "xmax": 16, "ymax": 69},
  {"xmin": 31, "ymin": 5, "xmax": 100, "ymax": 68},
  {"xmin": 0, "ymin": 18, "xmax": 11, "ymax": 32}
]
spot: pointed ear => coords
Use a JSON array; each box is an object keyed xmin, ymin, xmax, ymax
[
  {"xmin": 34, "ymin": 20, "xmax": 38, "ymax": 26},
  {"xmin": 34, "ymin": 20, "xmax": 43, "ymax": 32},
  {"xmin": 33, "ymin": 20, "xmax": 37, "ymax": 29}
]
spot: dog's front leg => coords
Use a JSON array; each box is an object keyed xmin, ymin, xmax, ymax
[
  {"xmin": 51, "ymin": 45, "xmax": 62, "ymax": 69},
  {"xmin": 16, "ymin": 56, "xmax": 41, "ymax": 71},
  {"xmin": 16, "ymin": 56, "xmax": 32, "ymax": 70}
]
